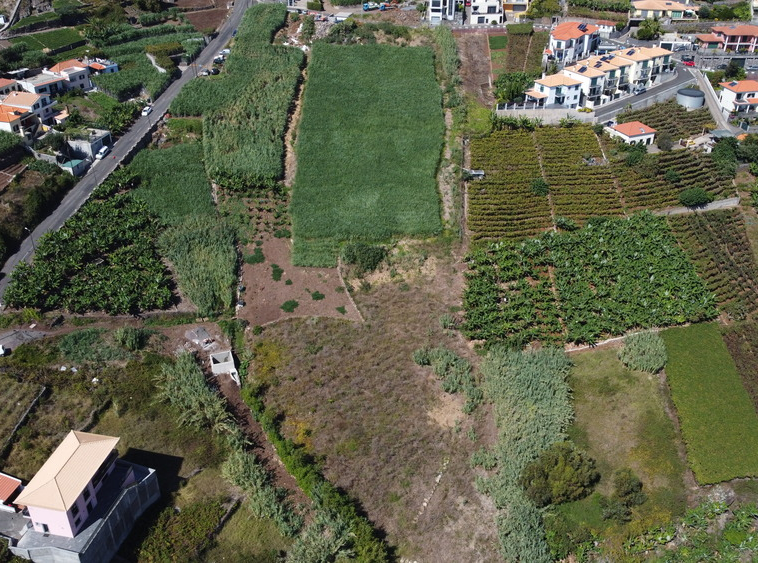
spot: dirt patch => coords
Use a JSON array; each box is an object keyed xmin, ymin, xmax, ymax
[
  {"xmin": 454, "ymin": 32, "xmax": 494, "ymax": 106},
  {"xmin": 175, "ymin": 0, "xmax": 217, "ymax": 9},
  {"xmin": 184, "ymin": 8, "xmax": 229, "ymax": 31},
  {"xmin": 237, "ymin": 235, "xmax": 361, "ymax": 327},
  {"xmin": 254, "ymin": 242, "xmax": 500, "ymax": 561}
]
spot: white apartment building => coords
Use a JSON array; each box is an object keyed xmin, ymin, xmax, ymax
[
  {"xmin": 718, "ymin": 80, "xmax": 758, "ymax": 114},
  {"xmin": 470, "ymin": 0, "xmax": 504, "ymax": 25},
  {"xmin": 525, "ymin": 74, "xmax": 583, "ymax": 108},
  {"xmin": 427, "ymin": 0, "xmax": 456, "ymax": 24},
  {"xmin": 547, "ymin": 21, "xmax": 600, "ymax": 64}
]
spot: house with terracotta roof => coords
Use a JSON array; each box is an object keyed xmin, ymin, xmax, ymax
[
  {"xmin": 718, "ymin": 80, "xmax": 758, "ymax": 114},
  {"xmin": 15, "ymin": 73, "xmax": 66, "ymax": 97},
  {"xmin": 0, "ymin": 106, "xmax": 38, "ymax": 139},
  {"xmin": 2, "ymin": 430, "xmax": 160, "ymax": 563},
  {"xmin": 0, "ymin": 79, "xmax": 19, "ymax": 97},
  {"xmin": 45, "ymin": 59, "xmax": 90, "ymax": 90},
  {"xmin": 697, "ymin": 25, "xmax": 758, "ymax": 53},
  {"xmin": 525, "ymin": 73, "xmax": 582, "ymax": 107},
  {"xmin": 0, "ymin": 472, "xmax": 22, "ymax": 513},
  {"xmin": 87, "ymin": 58, "xmax": 119, "ymax": 75},
  {"xmin": 548, "ymin": 22, "xmax": 599, "ymax": 64},
  {"xmin": 630, "ymin": 0, "xmax": 698, "ymax": 21},
  {"xmin": 0, "ymin": 91, "xmax": 54, "ymax": 125},
  {"xmin": 608, "ymin": 121, "xmax": 657, "ymax": 144}
]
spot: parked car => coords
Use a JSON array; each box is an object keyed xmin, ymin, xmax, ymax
[
  {"xmin": 717, "ymin": 63, "xmax": 728, "ymax": 70},
  {"xmin": 219, "ymin": 49, "xmax": 231, "ymax": 55},
  {"xmin": 683, "ymin": 60, "xmax": 695, "ymax": 67},
  {"xmin": 634, "ymin": 87, "xmax": 647, "ymax": 95},
  {"xmin": 232, "ymin": 29, "xmax": 237, "ymax": 37},
  {"xmin": 141, "ymin": 105, "xmax": 153, "ymax": 116},
  {"xmin": 95, "ymin": 146, "xmax": 110, "ymax": 160},
  {"xmin": 199, "ymin": 69, "xmax": 210, "ymax": 76},
  {"xmin": 214, "ymin": 56, "xmax": 225, "ymax": 64},
  {"xmin": 210, "ymin": 68, "xmax": 220, "ymax": 75}
]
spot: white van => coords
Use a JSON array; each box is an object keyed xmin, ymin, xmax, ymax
[{"xmin": 95, "ymin": 146, "xmax": 110, "ymax": 160}]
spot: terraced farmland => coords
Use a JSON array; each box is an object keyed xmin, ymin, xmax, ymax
[
  {"xmin": 616, "ymin": 99, "xmax": 713, "ymax": 140},
  {"xmin": 534, "ymin": 126, "xmax": 622, "ymax": 224},
  {"xmin": 668, "ymin": 209, "xmax": 758, "ymax": 318},
  {"xmin": 617, "ymin": 150, "xmax": 734, "ymax": 210},
  {"xmin": 468, "ymin": 131, "xmax": 552, "ymax": 241}
]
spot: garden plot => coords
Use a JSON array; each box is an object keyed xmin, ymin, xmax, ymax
[
  {"xmin": 291, "ymin": 42, "xmax": 444, "ymax": 267},
  {"xmin": 0, "ymin": 378, "xmax": 43, "ymax": 448}
]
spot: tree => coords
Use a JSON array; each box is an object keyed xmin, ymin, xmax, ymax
[
  {"xmin": 679, "ymin": 187, "xmax": 714, "ymax": 207},
  {"xmin": 725, "ymin": 60, "xmax": 746, "ymax": 81},
  {"xmin": 636, "ymin": 18, "xmax": 662, "ymax": 40},
  {"xmin": 531, "ymin": 177, "xmax": 550, "ymax": 196},
  {"xmin": 494, "ymin": 72, "xmax": 535, "ymax": 103},
  {"xmin": 664, "ymin": 168, "xmax": 681, "ymax": 184},
  {"xmin": 526, "ymin": 0, "xmax": 560, "ymax": 18},
  {"xmin": 657, "ymin": 131, "xmax": 673, "ymax": 151},
  {"xmin": 518, "ymin": 441, "xmax": 600, "ymax": 508},
  {"xmin": 601, "ymin": 468, "xmax": 647, "ymax": 522}
]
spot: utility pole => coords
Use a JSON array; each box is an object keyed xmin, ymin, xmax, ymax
[{"xmin": 24, "ymin": 227, "xmax": 36, "ymax": 252}]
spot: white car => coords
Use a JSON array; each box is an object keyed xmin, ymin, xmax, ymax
[
  {"xmin": 95, "ymin": 146, "xmax": 110, "ymax": 160},
  {"xmin": 141, "ymin": 105, "xmax": 153, "ymax": 116}
]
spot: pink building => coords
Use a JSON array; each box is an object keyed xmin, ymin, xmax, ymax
[
  {"xmin": 697, "ymin": 24, "xmax": 758, "ymax": 53},
  {"xmin": 14, "ymin": 431, "xmax": 120, "ymax": 538}
]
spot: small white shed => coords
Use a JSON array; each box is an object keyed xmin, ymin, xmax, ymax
[{"xmin": 210, "ymin": 350, "xmax": 239, "ymax": 386}]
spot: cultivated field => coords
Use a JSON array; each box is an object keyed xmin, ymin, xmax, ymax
[
  {"xmin": 662, "ymin": 323, "xmax": 758, "ymax": 484},
  {"xmin": 616, "ymin": 100, "xmax": 714, "ymax": 140},
  {"xmin": 723, "ymin": 321, "xmax": 758, "ymax": 415},
  {"xmin": 0, "ymin": 377, "xmax": 43, "ymax": 449},
  {"xmin": 291, "ymin": 43, "xmax": 444, "ymax": 267},
  {"xmin": 9, "ymin": 28, "xmax": 82, "ymax": 51},
  {"xmin": 669, "ymin": 209, "xmax": 758, "ymax": 319}
]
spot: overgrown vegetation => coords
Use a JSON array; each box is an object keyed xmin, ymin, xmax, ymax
[
  {"xmin": 291, "ymin": 43, "xmax": 444, "ymax": 266},
  {"xmin": 617, "ymin": 331, "xmax": 667, "ymax": 373},
  {"xmin": 413, "ymin": 347, "xmax": 482, "ymax": 413}
]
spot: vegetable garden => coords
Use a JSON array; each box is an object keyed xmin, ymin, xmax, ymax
[
  {"xmin": 668, "ymin": 209, "xmax": 758, "ymax": 319},
  {"xmin": 616, "ymin": 100, "xmax": 713, "ymax": 140},
  {"xmin": 463, "ymin": 212, "xmax": 716, "ymax": 345},
  {"xmin": 170, "ymin": 4, "xmax": 304, "ymax": 190},
  {"xmin": 468, "ymin": 130, "xmax": 553, "ymax": 240},
  {"xmin": 290, "ymin": 42, "xmax": 444, "ymax": 267},
  {"xmin": 534, "ymin": 126, "xmax": 622, "ymax": 224},
  {"xmin": 494, "ymin": 25, "xmax": 548, "ymax": 74}
]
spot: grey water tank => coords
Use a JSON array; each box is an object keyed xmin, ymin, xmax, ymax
[{"xmin": 677, "ymin": 88, "xmax": 705, "ymax": 109}]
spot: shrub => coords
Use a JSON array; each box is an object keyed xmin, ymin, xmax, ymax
[
  {"xmin": 518, "ymin": 441, "xmax": 599, "ymax": 507},
  {"xmin": 113, "ymin": 327, "xmax": 152, "ymax": 351},
  {"xmin": 58, "ymin": 328, "xmax": 130, "ymax": 363},
  {"xmin": 281, "ymin": 300, "xmax": 299, "ymax": 312},
  {"xmin": 679, "ymin": 187, "xmax": 714, "ymax": 207},
  {"xmin": 657, "ymin": 131, "xmax": 673, "ymax": 151},
  {"xmin": 618, "ymin": 331, "xmax": 667, "ymax": 373},
  {"xmin": 306, "ymin": 0, "xmax": 323, "ymax": 9},
  {"xmin": 271, "ymin": 264, "xmax": 284, "ymax": 281},
  {"xmin": 531, "ymin": 177, "xmax": 550, "ymax": 196},
  {"xmin": 601, "ymin": 468, "xmax": 647, "ymax": 522},
  {"xmin": 555, "ymin": 216, "xmax": 578, "ymax": 231},
  {"xmin": 244, "ymin": 247, "xmax": 265, "ymax": 264},
  {"xmin": 341, "ymin": 242, "xmax": 386, "ymax": 273},
  {"xmin": 311, "ymin": 291, "xmax": 325, "ymax": 300},
  {"xmin": 664, "ymin": 168, "xmax": 681, "ymax": 184}
]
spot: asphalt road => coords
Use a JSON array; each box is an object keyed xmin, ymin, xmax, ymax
[
  {"xmin": 0, "ymin": 0, "xmax": 252, "ymax": 304},
  {"xmin": 594, "ymin": 66, "xmax": 695, "ymax": 123}
]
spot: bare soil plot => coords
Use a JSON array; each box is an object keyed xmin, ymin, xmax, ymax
[
  {"xmin": 253, "ymin": 243, "xmax": 501, "ymax": 561},
  {"xmin": 175, "ymin": 0, "xmax": 218, "ymax": 9},
  {"xmin": 184, "ymin": 8, "xmax": 229, "ymax": 32},
  {"xmin": 454, "ymin": 31, "xmax": 494, "ymax": 106},
  {"xmin": 237, "ymin": 235, "xmax": 361, "ymax": 327}
]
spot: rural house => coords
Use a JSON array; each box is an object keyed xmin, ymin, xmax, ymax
[
  {"xmin": 607, "ymin": 121, "xmax": 657, "ymax": 144},
  {"xmin": 630, "ymin": 0, "xmax": 698, "ymax": 21},
  {"xmin": 525, "ymin": 73, "xmax": 583, "ymax": 108},
  {"xmin": 1, "ymin": 430, "xmax": 160, "ymax": 563},
  {"xmin": 46, "ymin": 59, "xmax": 91, "ymax": 91},
  {"xmin": 718, "ymin": 79, "xmax": 758, "ymax": 114},
  {"xmin": 697, "ymin": 25, "xmax": 758, "ymax": 53}
]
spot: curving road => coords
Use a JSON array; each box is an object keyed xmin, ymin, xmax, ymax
[{"xmin": 0, "ymin": 0, "xmax": 253, "ymax": 304}]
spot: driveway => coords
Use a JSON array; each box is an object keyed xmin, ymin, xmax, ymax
[{"xmin": 0, "ymin": 0, "xmax": 254, "ymax": 303}]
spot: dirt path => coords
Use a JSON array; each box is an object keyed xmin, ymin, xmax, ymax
[
  {"xmin": 454, "ymin": 32, "xmax": 494, "ymax": 106},
  {"xmin": 216, "ymin": 373, "xmax": 311, "ymax": 508},
  {"xmin": 284, "ymin": 67, "xmax": 306, "ymax": 187}
]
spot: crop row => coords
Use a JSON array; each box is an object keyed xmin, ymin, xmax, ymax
[
  {"xmin": 668, "ymin": 209, "xmax": 758, "ymax": 318},
  {"xmin": 534, "ymin": 126, "xmax": 623, "ymax": 224},
  {"xmin": 468, "ymin": 130, "xmax": 552, "ymax": 240},
  {"xmin": 463, "ymin": 212, "xmax": 716, "ymax": 346},
  {"xmin": 616, "ymin": 99, "xmax": 713, "ymax": 140}
]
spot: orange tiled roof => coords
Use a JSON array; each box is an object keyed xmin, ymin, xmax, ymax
[
  {"xmin": 0, "ymin": 472, "xmax": 21, "ymax": 502},
  {"xmin": 551, "ymin": 21, "xmax": 599, "ymax": 41},
  {"xmin": 535, "ymin": 73, "xmax": 582, "ymax": 87},
  {"xmin": 49, "ymin": 59, "xmax": 85, "ymax": 73},
  {"xmin": 720, "ymin": 79, "xmax": 758, "ymax": 93},
  {"xmin": 712, "ymin": 24, "xmax": 758, "ymax": 37},
  {"xmin": 2, "ymin": 91, "xmax": 41, "ymax": 108},
  {"xmin": 613, "ymin": 121, "xmax": 657, "ymax": 137}
]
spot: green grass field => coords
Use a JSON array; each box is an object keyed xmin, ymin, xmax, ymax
[
  {"xmin": 10, "ymin": 28, "xmax": 82, "ymax": 51},
  {"xmin": 291, "ymin": 43, "xmax": 444, "ymax": 266},
  {"xmin": 0, "ymin": 377, "xmax": 43, "ymax": 447},
  {"xmin": 551, "ymin": 349, "xmax": 687, "ymax": 546},
  {"xmin": 662, "ymin": 323, "xmax": 758, "ymax": 484},
  {"xmin": 129, "ymin": 143, "xmax": 214, "ymax": 225}
]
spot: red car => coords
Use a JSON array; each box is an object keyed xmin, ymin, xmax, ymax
[{"xmin": 682, "ymin": 60, "xmax": 695, "ymax": 67}]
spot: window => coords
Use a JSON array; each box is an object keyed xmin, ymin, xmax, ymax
[
  {"xmin": 487, "ymin": 5, "xmax": 496, "ymax": 12},
  {"xmin": 41, "ymin": 523, "xmax": 49, "ymax": 533},
  {"xmin": 83, "ymin": 488, "xmax": 91, "ymax": 501},
  {"xmin": 33, "ymin": 104, "xmax": 39, "ymax": 110},
  {"xmin": 478, "ymin": 16, "xmax": 485, "ymax": 22},
  {"xmin": 71, "ymin": 504, "xmax": 79, "ymax": 517},
  {"xmin": 86, "ymin": 501, "xmax": 93, "ymax": 513}
]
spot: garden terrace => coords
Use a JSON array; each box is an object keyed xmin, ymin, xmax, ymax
[
  {"xmin": 499, "ymin": 27, "xmax": 548, "ymax": 74},
  {"xmin": 0, "ymin": 377, "xmax": 43, "ymax": 447},
  {"xmin": 291, "ymin": 42, "xmax": 444, "ymax": 266},
  {"xmin": 463, "ymin": 212, "xmax": 716, "ymax": 345},
  {"xmin": 616, "ymin": 150, "xmax": 733, "ymax": 210},
  {"xmin": 468, "ymin": 130, "xmax": 553, "ymax": 241},
  {"xmin": 668, "ymin": 209, "xmax": 758, "ymax": 319},
  {"xmin": 616, "ymin": 100, "xmax": 713, "ymax": 140},
  {"xmin": 534, "ymin": 126, "xmax": 622, "ymax": 224}
]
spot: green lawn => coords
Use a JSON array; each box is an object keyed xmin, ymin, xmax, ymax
[
  {"xmin": 129, "ymin": 142, "xmax": 214, "ymax": 225},
  {"xmin": 662, "ymin": 323, "xmax": 758, "ymax": 484},
  {"xmin": 291, "ymin": 43, "xmax": 444, "ymax": 266},
  {"xmin": 204, "ymin": 508, "xmax": 292, "ymax": 562},
  {"xmin": 10, "ymin": 28, "xmax": 82, "ymax": 51},
  {"xmin": 551, "ymin": 348, "xmax": 687, "ymax": 544},
  {"xmin": 488, "ymin": 35, "xmax": 507, "ymax": 50}
]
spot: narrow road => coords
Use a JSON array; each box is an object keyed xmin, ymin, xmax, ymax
[
  {"xmin": 594, "ymin": 66, "xmax": 695, "ymax": 123},
  {"xmin": 654, "ymin": 196, "xmax": 741, "ymax": 217},
  {"xmin": 0, "ymin": 0, "xmax": 253, "ymax": 304},
  {"xmin": 691, "ymin": 68, "xmax": 740, "ymax": 134}
]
